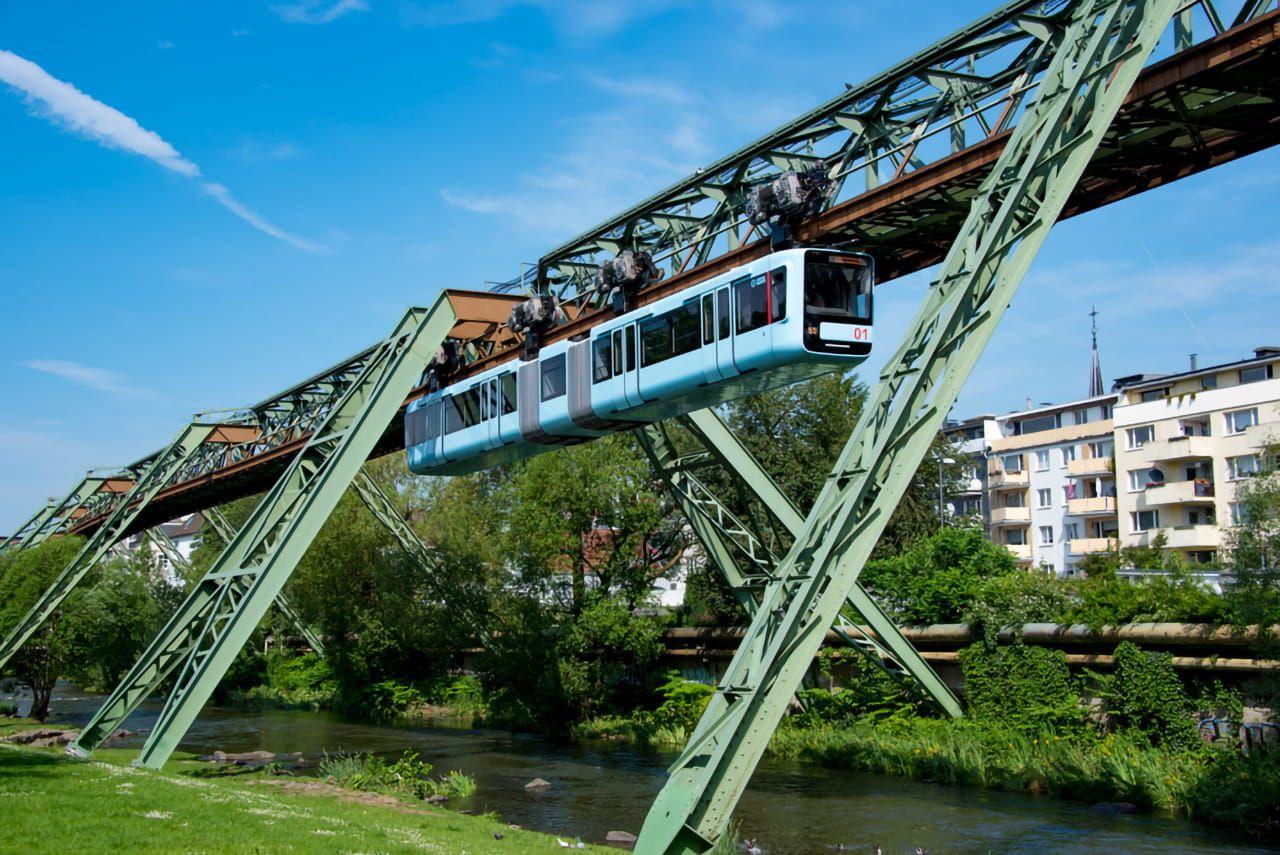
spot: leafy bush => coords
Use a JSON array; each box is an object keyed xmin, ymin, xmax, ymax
[
  {"xmin": 358, "ymin": 680, "xmax": 427, "ymax": 721},
  {"xmin": 0, "ymin": 701, "xmax": 17, "ymax": 717},
  {"xmin": 319, "ymin": 750, "xmax": 477, "ymax": 800},
  {"xmin": 648, "ymin": 672, "xmax": 713, "ymax": 732},
  {"xmin": 960, "ymin": 643, "xmax": 1082, "ymax": 728},
  {"xmin": 1099, "ymin": 642, "xmax": 1193, "ymax": 747}
]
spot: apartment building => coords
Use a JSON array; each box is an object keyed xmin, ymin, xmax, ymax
[
  {"xmin": 942, "ymin": 414, "xmax": 998, "ymax": 526},
  {"xmin": 1112, "ymin": 347, "xmax": 1280, "ymax": 564},
  {"xmin": 985, "ymin": 395, "xmax": 1119, "ymax": 575}
]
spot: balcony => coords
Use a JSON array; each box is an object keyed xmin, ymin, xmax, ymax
[
  {"xmin": 1067, "ymin": 456, "xmax": 1112, "ymax": 476},
  {"xmin": 1067, "ymin": 537, "xmax": 1118, "ymax": 555},
  {"xmin": 1138, "ymin": 480, "xmax": 1215, "ymax": 508},
  {"xmin": 990, "ymin": 506, "xmax": 1031, "ymax": 525},
  {"xmin": 1142, "ymin": 435, "xmax": 1215, "ymax": 463},
  {"xmin": 988, "ymin": 469, "xmax": 1029, "ymax": 488},
  {"xmin": 1067, "ymin": 496, "xmax": 1117, "ymax": 516},
  {"xmin": 1242, "ymin": 421, "xmax": 1278, "ymax": 448},
  {"xmin": 1134, "ymin": 525, "xmax": 1221, "ymax": 550},
  {"xmin": 1005, "ymin": 543, "xmax": 1032, "ymax": 562}
]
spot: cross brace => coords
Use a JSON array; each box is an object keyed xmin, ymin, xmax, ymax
[
  {"xmin": 68, "ymin": 298, "xmax": 455, "ymax": 767},
  {"xmin": 635, "ymin": 1, "xmax": 1181, "ymax": 850},
  {"xmin": 635, "ymin": 411, "xmax": 961, "ymax": 716}
]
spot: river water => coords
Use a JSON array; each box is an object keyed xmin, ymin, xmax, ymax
[{"xmin": 7, "ymin": 684, "xmax": 1273, "ymax": 853}]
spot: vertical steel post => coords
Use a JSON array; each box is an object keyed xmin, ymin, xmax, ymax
[
  {"xmin": 636, "ymin": 1, "xmax": 1180, "ymax": 850},
  {"xmin": 70, "ymin": 299, "xmax": 454, "ymax": 767}
]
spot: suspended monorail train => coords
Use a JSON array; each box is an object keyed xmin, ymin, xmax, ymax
[{"xmin": 405, "ymin": 247, "xmax": 874, "ymax": 476}]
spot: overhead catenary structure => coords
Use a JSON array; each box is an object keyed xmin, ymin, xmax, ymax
[{"xmin": 1, "ymin": 1, "xmax": 1278, "ymax": 852}]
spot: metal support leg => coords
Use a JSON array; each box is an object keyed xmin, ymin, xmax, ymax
[
  {"xmin": 0, "ymin": 424, "xmax": 217, "ymax": 672},
  {"xmin": 69, "ymin": 300, "xmax": 454, "ymax": 767},
  {"xmin": 636, "ymin": 1, "xmax": 1179, "ymax": 849},
  {"xmin": 637, "ymin": 413, "xmax": 961, "ymax": 715}
]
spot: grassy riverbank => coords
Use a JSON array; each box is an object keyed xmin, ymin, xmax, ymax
[{"xmin": 0, "ymin": 720, "xmax": 608, "ymax": 853}]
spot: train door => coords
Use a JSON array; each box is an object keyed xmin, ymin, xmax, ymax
[
  {"xmin": 714, "ymin": 286, "xmax": 737, "ymax": 380},
  {"xmin": 620, "ymin": 323, "xmax": 645, "ymax": 405},
  {"xmin": 731, "ymin": 273, "xmax": 771, "ymax": 373},
  {"xmin": 699, "ymin": 292, "xmax": 723, "ymax": 384}
]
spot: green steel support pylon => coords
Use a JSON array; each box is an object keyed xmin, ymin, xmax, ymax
[
  {"xmin": 0, "ymin": 475, "xmax": 108, "ymax": 556},
  {"xmin": 636, "ymin": 412, "xmax": 961, "ymax": 716},
  {"xmin": 146, "ymin": 516, "xmax": 326, "ymax": 656},
  {"xmin": 69, "ymin": 299, "xmax": 455, "ymax": 767},
  {"xmin": 636, "ymin": 1, "xmax": 1180, "ymax": 850},
  {"xmin": 0, "ymin": 424, "xmax": 217, "ymax": 673}
]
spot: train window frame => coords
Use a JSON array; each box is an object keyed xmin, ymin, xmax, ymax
[
  {"xmin": 701, "ymin": 294, "xmax": 714, "ymax": 345},
  {"xmin": 734, "ymin": 274, "xmax": 768, "ymax": 334},
  {"xmin": 640, "ymin": 314, "xmax": 672, "ymax": 366},
  {"xmin": 425, "ymin": 400, "xmax": 441, "ymax": 441},
  {"xmin": 625, "ymin": 325, "xmax": 636, "ymax": 371},
  {"xmin": 717, "ymin": 287, "xmax": 730, "ymax": 339},
  {"xmin": 541, "ymin": 353, "xmax": 567, "ymax": 401},
  {"xmin": 592, "ymin": 336, "xmax": 613, "ymax": 384},
  {"xmin": 770, "ymin": 267, "xmax": 787, "ymax": 322},
  {"xmin": 612, "ymin": 330, "xmax": 624, "ymax": 375},
  {"xmin": 672, "ymin": 300, "xmax": 701, "ymax": 358},
  {"xmin": 443, "ymin": 395, "xmax": 463, "ymax": 434},
  {"xmin": 459, "ymin": 387, "xmax": 482, "ymax": 428},
  {"xmin": 501, "ymin": 373, "xmax": 517, "ymax": 414}
]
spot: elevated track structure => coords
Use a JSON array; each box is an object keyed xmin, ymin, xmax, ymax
[{"xmin": 2, "ymin": 1, "xmax": 1278, "ymax": 852}]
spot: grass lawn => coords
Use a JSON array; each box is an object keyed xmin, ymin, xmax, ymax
[{"xmin": 0, "ymin": 719, "xmax": 611, "ymax": 853}]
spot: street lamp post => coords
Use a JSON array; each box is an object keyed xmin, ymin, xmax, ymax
[{"xmin": 938, "ymin": 456, "xmax": 956, "ymax": 528}]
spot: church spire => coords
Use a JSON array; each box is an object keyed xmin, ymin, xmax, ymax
[{"xmin": 1089, "ymin": 306, "xmax": 1104, "ymax": 397}]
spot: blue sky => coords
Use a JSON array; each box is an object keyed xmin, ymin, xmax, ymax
[{"xmin": 1, "ymin": 0, "xmax": 1277, "ymax": 532}]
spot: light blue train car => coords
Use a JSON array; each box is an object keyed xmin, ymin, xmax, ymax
[{"xmin": 405, "ymin": 247, "xmax": 874, "ymax": 476}]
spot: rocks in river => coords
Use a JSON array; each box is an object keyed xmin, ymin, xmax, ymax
[
  {"xmin": 1, "ymin": 728, "xmax": 78, "ymax": 747},
  {"xmin": 198, "ymin": 749, "xmax": 306, "ymax": 768},
  {"xmin": 605, "ymin": 830, "xmax": 637, "ymax": 848},
  {"xmin": 425, "ymin": 794, "xmax": 448, "ymax": 805},
  {"xmin": 524, "ymin": 777, "xmax": 553, "ymax": 790}
]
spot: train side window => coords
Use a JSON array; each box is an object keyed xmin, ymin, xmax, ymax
[
  {"xmin": 479, "ymin": 385, "xmax": 488, "ymax": 422},
  {"xmin": 612, "ymin": 330, "xmax": 623, "ymax": 375},
  {"xmin": 640, "ymin": 314, "xmax": 672, "ymax": 366},
  {"xmin": 458, "ymin": 387, "xmax": 482, "ymax": 428},
  {"xmin": 541, "ymin": 353, "xmax": 567, "ymax": 401},
  {"xmin": 672, "ymin": 301, "xmax": 701, "ymax": 357},
  {"xmin": 717, "ymin": 288, "xmax": 730, "ymax": 339},
  {"xmin": 488, "ymin": 380, "xmax": 499, "ymax": 420},
  {"xmin": 443, "ymin": 395, "xmax": 464, "ymax": 434},
  {"xmin": 701, "ymin": 294, "xmax": 714, "ymax": 345},
  {"xmin": 592, "ymin": 336, "xmax": 613, "ymax": 383},
  {"xmin": 501, "ymin": 373, "xmax": 517, "ymax": 414},
  {"xmin": 770, "ymin": 268, "xmax": 786, "ymax": 322},
  {"xmin": 425, "ymin": 400, "xmax": 441, "ymax": 441},
  {"xmin": 735, "ymin": 275, "xmax": 768, "ymax": 334},
  {"xmin": 407, "ymin": 406, "xmax": 422, "ymax": 446},
  {"xmin": 625, "ymin": 325, "xmax": 636, "ymax": 371}
]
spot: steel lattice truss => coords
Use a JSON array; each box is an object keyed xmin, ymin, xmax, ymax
[{"xmin": 500, "ymin": 0, "xmax": 1274, "ymax": 306}]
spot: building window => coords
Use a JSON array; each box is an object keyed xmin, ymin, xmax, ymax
[
  {"xmin": 1128, "ymin": 469, "xmax": 1159, "ymax": 491},
  {"xmin": 1140, "ymin": 387, "xmax": 1169, "ymax": 402},
  {"xmin": 1127, "ymin": 425, "xmax": 1154, "ymax": 449},
  {"xmin": 1037, "ymin": 488, "xmax": 1052, "ymax": 508},
  {"xmin": 1005, "ymin": 528, "xmax": 1027, "ymax": 546},
  {"xmin": 1002, "ymin": 453, "xmax": 1023, "ymax": 473},
  {"xmin": 1039, "ymin": 526, "xmax": 1054, "ymax": 545},
  {"xmin": 1132, "ymin": 510, "xmax": 1160, "ymax": 532},
  {"xmin": 1072, "ymin": 408, "xmax": 1090, "ymax": 426},
  {"xmin": 1035, "ymin": 450, "xmax": 1050, "ymax": 471},
  {"xmin": 1230, "ymin": 502, "xmax": 1250, "ymax": 526},
  {"xmin": 1201, "ymin": 374, "xmax": 1218, "ymax": 390},
  {"xmin": 1224, "ymin": 407, "xmax": 1258, "ymax": 435},
  {"xmin": 1004, "ymin": 491, "xmax": 1026, "ymax": 508},
  {"xmin": 1060, "ymin": 446, "xmax": 1076, "ymax": 466},
  {"xmin": 1064, "ymin": 522, "xmax": 1080, "ymax": 540},
  {"xmin": 1088, "ymin": 440, "xmax": 1113, "ymax": 458},
  {"xmin": 1228, "ymin": 454, "xmax": 1261, "ymax": 480},
  {"xmin": 1062, "ymin": 485, "xmax": 1072, "ymax": 504},
  {"xmin": 1240, "ymin": 364, "xmax": 1274, "ymax": 384},
  {"xmin": 1017, "ymin": 414, "xmax": 1060, "ymax": 435}
]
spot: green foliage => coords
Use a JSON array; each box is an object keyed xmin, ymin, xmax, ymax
[
  {"xmin": 648, "ymin": 671, "xmax": 714, "ymax": 732},
  {"xmin": 0, "ymin": 701, "xmax": 17, "ymax": 717},
  {"xmin": 966, "ymin": 570, "xmax": 1073, "ymax": 643},
  {"xmin": 575, "ymin": 671, "xmax": 713, "ymax": 746},
  {"xmin": 1099, "ymin": 641, "xmax": 1194, "ymax": 747},
  {"xmin": 357, "ymin": 679, "xmax": 427, "ymax": 721},
  {"xmin": 792, "ymin": 648, "xmax": 924, "ymax": 727},
  {"xmin": 861, "ymin": 527, "xmax": 1019, "ymax": 626},
  {"xmin": 960, "ymin": 643, "xmax": 1082, "ymax": 729},
  {"xmin": 319, "ymin": 750, "xmax": 477, "ymax": 801}
]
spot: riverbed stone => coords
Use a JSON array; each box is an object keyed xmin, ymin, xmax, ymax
[
  {"xmin": 605, "ymin": 830, "xmax": 637, "ymax": 848},
  {"xmin": 1, "ymin": 728, "xmax": 78, "ymax": 746},
  {"xmin": 524, "ymin": 777, "xmax": 552, "ymax": 790}
]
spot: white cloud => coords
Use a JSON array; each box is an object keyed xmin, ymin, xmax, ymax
[
  {"xmin": 22, "ymin": 360, "xmax": 153, "ymax": 399},
  {"xmin": 586, "ymin": 74, "xmax": 692, "ymax": 106},
  {"xmin": 400, "ymin": 0, "xmax": 680, "ymax": 38},
  {"xmin": 157, "ymin": 40, "xmax": 176, "ymax": 50},
  {"xmin": 271, "ymin": 0, "xmax": 369, "ymax": 24},
  {"xmin": 0, "ymin": 49, "xmax": 326, "ymax": 253}
]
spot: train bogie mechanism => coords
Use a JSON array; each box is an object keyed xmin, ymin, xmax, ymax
[
  {"xmin": 595, "ymin": 249, "xmax": 664, "ymax": 314},
  {"xmin": 746, "ymin": 161, "xmax": 833, "ymax": 247}
]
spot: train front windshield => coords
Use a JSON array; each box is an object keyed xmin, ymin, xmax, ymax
[{"xmin": 804, "ymin": 252, "xmax": 872, "ymax": 322}]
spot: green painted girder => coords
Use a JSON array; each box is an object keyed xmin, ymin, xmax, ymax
[
  {"xmin": 0, "ymin": 475, "xmax": 106, "ymax": 556},
  {"xmin": 0, "ymin": 424, "xmax": 217, "ymax": 674},
  {"xmin": 489, "ymin": 0, "xmax": 1271, "ymax": 304},
  {"xmin": 146, "ymin": 514, "xmax": 327, "ymax": 657},
  {"xmin": 635, "ymin": 1, "xmax": 1181, "ymax": 850},
  {"xmin": 69, "ymin": 298, "xmax": 455, "ymax": 768},
  {"xmin": 636, "ymin": 411, "xmax": 961, "ymax": 717}
]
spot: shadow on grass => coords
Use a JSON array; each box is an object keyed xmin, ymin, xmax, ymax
[{"xmin": 0, "ymin": 745, "xmax": 65, "ymax": 780}]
